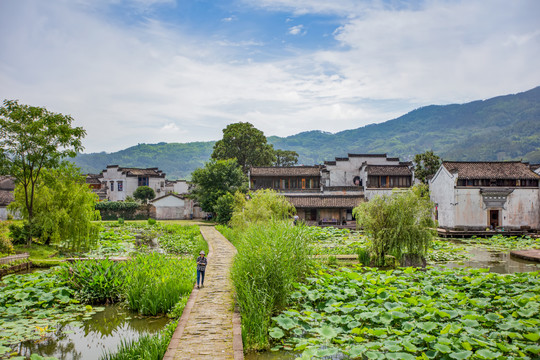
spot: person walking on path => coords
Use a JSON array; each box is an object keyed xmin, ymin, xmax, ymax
[{"xmin": 196, "ymin": 250, "xmax": 207, "ymax": 289}]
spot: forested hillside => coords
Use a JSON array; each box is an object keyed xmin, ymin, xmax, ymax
[{"xmin": 73, "ymin": 86, "xmax": 540, "ymax": 179}]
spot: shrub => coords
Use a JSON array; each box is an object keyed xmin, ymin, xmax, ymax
[
  {"xmin": 118, "ymin": 217, "xmax": 124, "ymax": 224},
  {"xmin": 147, "ymin": 218, "xmax": 157, "ymax": 225},
  {"xmin": 0, "ymin": 221, "xmax": 14, "ymax": 254},
  {"xmin": 231, "ymin": 220, "xmax": 311, "ymax": 349},
  {"xmin": 95, "ymin": 202, "xmax": 140, "ymax": 220},
  {"xmin": 124, "ymin": 253, "xmax": 195, "ymax": 315},
  {"xmin": 9, "ymin": 222, "xmax": 42, "ymax": 245},
  {"xmin": 214, "ymin": 192, "xmax": 235, "ymax": 224},
  {"xmin": 357, "ymin": 248, "xmax": 371, "ymax": 266},
  {"xmin": 230, "ymin": 189, "xmax": 296, "ymax": 230}
]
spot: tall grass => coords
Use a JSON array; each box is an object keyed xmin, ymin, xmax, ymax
[
  {"xmin": 231, "ymin": 221, "xmax": 311, "ymax": 350},
  {"xmin": 100, "ymin": 318, "xmax": 178, "ymax": 360},
  {"xmin": 124, "ymin": 253, "xmax": 195, "ymax": 315}
]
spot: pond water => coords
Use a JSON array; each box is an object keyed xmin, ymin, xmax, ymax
[
  {"xmin": 442, "ymin": 247, "xmax": 540, "ymax": 274},
  {"xmin": 8, "ymin": 305, "xmax": 170, "ymax": 360}
]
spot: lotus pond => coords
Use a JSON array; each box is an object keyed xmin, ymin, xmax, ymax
[
  {"xmin": 265, "ymin": 265, "xmax": 540, "ymax": 360},
  {"xmin": 0, "ymin": 221, "xmax": 204, "ymax": 359}
]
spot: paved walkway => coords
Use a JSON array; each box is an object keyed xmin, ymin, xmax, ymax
[
  {"xmin": 511, "ymin": 249, "xmax": 540, "ymax": 262},
  {"xmin": 164, "ymin": 226, "xmax": 243, "ymax": 360}
]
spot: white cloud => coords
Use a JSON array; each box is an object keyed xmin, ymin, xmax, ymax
[
  {"xmin": 288, "ymin": 25, "xmax": 305, "ymax": 35},
  {"xmin": 1, "ymin": 0, "xmax": 539, "ymax": 155}
]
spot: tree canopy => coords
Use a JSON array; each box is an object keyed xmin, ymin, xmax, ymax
[
  {"xmin": 274, "ymin": 149, "xmax": 299, "ymax": 167},
  {"xmin": 189, "ymin": 158, "xmax": 247, "ymax": 213},
  {"xmin": 414, "ymin": 150, "xmax": 442, "ymax": 184},
  {"xmin": 211, "ymin": 122, "xmax": 275, "ymax": 173},
  {"xmin": 0, "ymin": 100, "xmax": 86, "ymax": 245},
  {"xmin": 133, "ymin": 186, "xmax": 156, "ymax": 203}
]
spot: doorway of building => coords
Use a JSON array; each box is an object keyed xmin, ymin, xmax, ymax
[{"xmin": 489, "ymin": 209, "xmax": 500, "ymax": 229}]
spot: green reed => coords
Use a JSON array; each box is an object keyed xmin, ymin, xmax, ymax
[
  {"xmin": 231, "ymin": 220, "xmax": 312, "ymax": 350},
  {"xmin": 124, "ymin": 253, "xmax": 195, "ymax": 315},
  {"xmin": 100, "ymin": 318, "xmax": 177, "ymax": 360}
]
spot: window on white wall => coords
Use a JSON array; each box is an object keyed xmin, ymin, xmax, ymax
[
  {"xmin": 110, "ymin": 181, "xmax": 114, "ymax": 191},
  {"xmin": 118, "ymin": 181, "xmax": 123, "ymax": 191}
]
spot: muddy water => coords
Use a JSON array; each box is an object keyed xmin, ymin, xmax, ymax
[
  {"xmin": 11, "ymin": 305, "xmax": 170, "ymax": 360},
  {"xmin": 443, "ymin": 247, "xmax": 540, "ymax": 274}
]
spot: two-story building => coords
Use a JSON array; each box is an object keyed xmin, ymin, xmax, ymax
[
  {"xmin": 99, "ymin": 165, "xmax": 167, "ymax": 202},
  {"xmin": 429, "ymin": 161, "xmax": 540, "ymax": 231},
  {"xmin": 249, "ymin": 154, "xmax": 414, "ymax": 225}
]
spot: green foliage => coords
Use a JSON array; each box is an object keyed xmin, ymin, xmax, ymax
[
  {"xmin": 211, "ymin": 122, "xmax": 276, "ymax": 173},
  {"xmin": 214, "ymin": 192, "xmax": 235, "ymax": 224},
  {"xmin": 133, "ymin": 186, "xmax": 156, "ymax": 203},
  {"xmin": 95, "ymin": 201, "xmax": 140, "ymax": 220},
  {"xmin": 189, "ymin": 158, "xmax": 247, "ymax": 213},
  {"xmin": 215, "ymin": 224, "xmax": 241, "ymax": 247},
  {"xmin": 230, "ymin": 189, "xmax": 296, "ymax": 230},
  {"xmin": 272, "ymin": 265, "xmax": 540, "ymax": 360},
  {"xmin": 147, "ymin": 217, "xmax": 157, "ymax": 225},
  {"xmin": 414, "ymin": 150, "xmax": 442, "ymax": 184},
  {"xmin": 0, "ymin": 221, "xmax": 14, "ymax": 254},
  {"xmin": 0, "ymin": 99, "xmax": 86, "ymax": 246},
  {"xmin": 274, "ymin": 149, "xmax": 299, "ymax": 166},
  {"xmin": 124, "ymin": 253, "xmax": 195, "ymax": 315},
  {"xmin": 157, "ymin": 224, "xmax": 207, "ymax": 258},
  {"xmin": 9, "ymin": 163, "xmax": 101, "ymax": 251},
  {"xmin": 57, "ymin": 259, "xmax": 126, "ymax": 304},
  {"xmin": 231, "ymin": 221, "xmax": 312, "ymax": 350},
  {"xmin": 100, "ymin": 318, "xmax": 178, "ymax": 360},
  {"xmin": 0, "ymin": 269, "xmax": 100, "ymax": 346},
  {"xmin": 354, "ymin": 185, "xmax": 436, "ymax": 265}
]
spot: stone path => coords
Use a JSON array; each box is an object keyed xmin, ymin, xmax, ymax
[{"xmin": 164, "ymin": 226, "xmax": 243, "ymax": 360}]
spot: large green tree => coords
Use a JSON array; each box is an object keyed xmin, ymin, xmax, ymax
[
  {"xmin": 9, "ymin": 163, "xmax": 100, "ymax": 250},
  {"xmin": 211, "ymin": 122, "xmax": 276, "ymax": 173},
  {"xmin": 273, "ymin": 149, "xmax": 299, "ymax": 167},
  {"xmin": 190, "ymin": 158, "xmax": 247, "ymax": 213},
  {"xmin": 414, "ymin": 150, "xmax": 442, "ymax": 184},
  {"xmin": 0, "ymin": 100, "xmax": 86, "ymax": 245}
]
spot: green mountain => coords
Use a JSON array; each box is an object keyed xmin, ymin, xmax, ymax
[{"xmin": 73, "ymin": 86, "xmax": 540, "ymax": 179}]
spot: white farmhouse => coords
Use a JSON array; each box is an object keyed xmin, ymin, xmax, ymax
[
  {"xmin": 430, "ymin": 161, "xmax": 540, "ymax": 231},
  {"xmin": 150, "ymin": 193, "xmax": 193, "ymax": 220},
  {"xmin": 100, "ymin": 165, "xmax": 166, "ymax": 202}
]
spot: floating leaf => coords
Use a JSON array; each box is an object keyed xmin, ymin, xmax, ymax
[
  {"xmin": 475, "ymin": 349, "xmax": 501, "ymax": 359},
  {"xmin": 418, "ymin": 322, "xmax": 438, "ymax": 332},
  {"xmin": 524, "ymin": 332, "xmax": 540, "ymax": 342},
  {"xmin": 433, "ymin": 343, "xmax": 451, "ymax": 353},
  {"xmin": 316, "ymin": 325, "xmax": 339, "ymax": 340},
  {"xmin": 269, "ymin": 327, "xmax": 284, "ymax": 339},
  {"xmin": 449, "ymin": 350, "xmax": 472, "ymax": 360}
]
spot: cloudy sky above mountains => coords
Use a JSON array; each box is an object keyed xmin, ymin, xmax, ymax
[{"xmin": 1, "ymin": 0, "xmax": 539, "ymax": 153}]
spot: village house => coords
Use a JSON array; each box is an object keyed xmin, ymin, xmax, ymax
[
  {"xmin": 150, "ymin": 193, "xmax": 194, "ymax": 220},
  {"xmin": 99, "ymin": 165, "xmax": 167, "ymax": 202},
  {"xmin": 0, "ymin": 176, "xmax": 15, "ymax": 220},
  {"xmin": 249, "ymin": 153, "xmax": 415, "ymax": 226},
  {"xmin": 429, "ymin": 161, "xmax": 540, "ymax": 231}
]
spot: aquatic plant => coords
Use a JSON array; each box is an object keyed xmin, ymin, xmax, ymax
[
  {"xmin": 100, "ymin": 319, "xmax": 177, "ymax": 360},
  {"xmin": 0, "ymin": 270, "xmax": 101, "ymax": 347},
  {"xmin": 271, "ymin": 265, "xmax": 540, "ymax": 359},
  {"xmin": 231, "ymin": 220, "xmax": 312, "ymax": 350},
  {"xmin": 124, "ymin": 253, "xmax": 195, "ymax": 315},
  {"xmin": 56, "ymin": 259, "xmax": 126, "ymax": 304}
]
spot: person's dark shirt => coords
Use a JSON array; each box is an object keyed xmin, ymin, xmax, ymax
[{"xmin": 197, "ymin": 256, "xmax": 207, "ymax": 271}]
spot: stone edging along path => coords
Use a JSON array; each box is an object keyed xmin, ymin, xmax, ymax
[{"xmin": 163, "ymin": 226, "xmax": 243, "ymax": 360}]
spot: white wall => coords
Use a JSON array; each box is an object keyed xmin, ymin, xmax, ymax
[
  {"xmin": 430, "ymin": 167, "xmax": 457, "ymax": 228},
  {"xmin": 152, "ymin": 196, "xmax": 190, "ymax": 220}
]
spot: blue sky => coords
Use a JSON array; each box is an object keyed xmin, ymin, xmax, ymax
[{"xmin": 1, "ymin": 0, "xmax": 539, "ymax": 153}]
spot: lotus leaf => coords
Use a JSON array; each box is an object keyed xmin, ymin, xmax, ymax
[
  {"xmin": 449, "ymin": 350, "xmax": 473, "ymax": 359},
  {"xmin": 316, "ymin": 325, "xmax": 339, "ymax": 340},
  {"xmin": 269, "ymin": 327, "xmax": 285, "ymax": 339},
  {"xmin": 475, "ymin": 349, "xmax": 501, "ymax": 359}
]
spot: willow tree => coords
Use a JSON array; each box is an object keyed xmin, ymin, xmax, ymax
[
  {"xmin": 353, "ymin": 184, "xmax": 436, "ymax": 266},
  {"xmin": 9, "ymin": 163, "xmax": 101, "ymax": 251},
  {"xmin": 0, "ymin": 100, "xmax": 86, "ymax": 245}
]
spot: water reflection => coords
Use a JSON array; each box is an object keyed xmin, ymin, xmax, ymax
[
  {"xmin": 11, "ymin": 305, "xmax": 170, "ymax": 360},
  {"xmin": 442, "ymin": 247, "xmax": 540, "ymax": 274}
]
